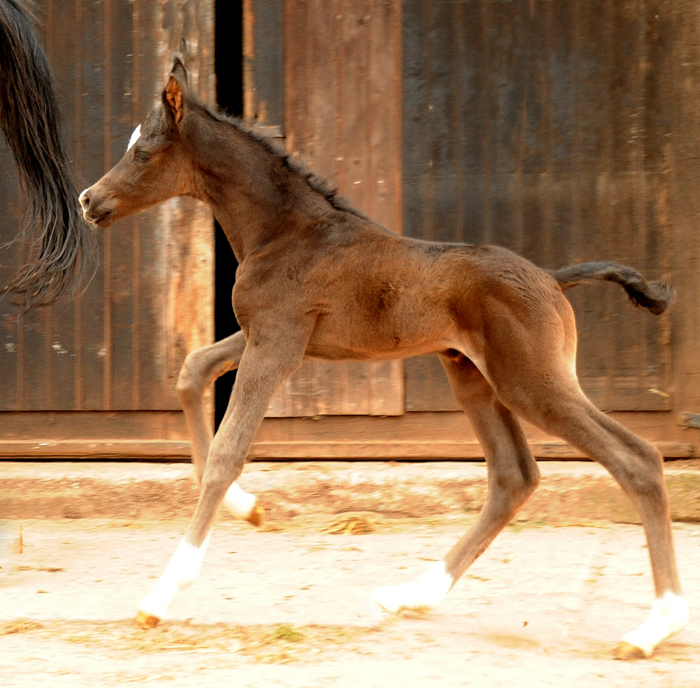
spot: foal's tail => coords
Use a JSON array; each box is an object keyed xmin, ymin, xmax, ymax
[
  {"xmin": 549, "ymin": 262, "xmax": 674, "ymax": 315},
  {"xmin": 0, "ymin": 0, "xmax": 94, "ymax": 311}
]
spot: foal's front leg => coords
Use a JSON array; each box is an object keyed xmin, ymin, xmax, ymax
[
  {"xmin": 176, "ymin": 331, "xmax": 263, "ymax": 525},
  {"xmin": 136, "ymin": 334, "xmax": 307, "ymax": 628}
]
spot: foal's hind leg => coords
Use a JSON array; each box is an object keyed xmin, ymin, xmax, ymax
[
  {"xmin": 373, "ymin": 355, "xmax": 540, "ymax": 612},
  {"xmin": 503, "ymin": 381, "xmax": 687, "ymax": 658},
  {"xmin": 176, "ymin": 331, "xmax": 263, "ymax": 525}
]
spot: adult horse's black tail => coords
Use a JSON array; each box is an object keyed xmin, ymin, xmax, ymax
[
  {"xmin": 0, "ymin": 0, "xmax": 93, "ymax": 310},
  {"xmin": 550, "ymin": 262, "xmax": 674, "ymax": 315}
]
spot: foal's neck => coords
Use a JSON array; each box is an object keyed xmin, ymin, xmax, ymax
[{"xmin": 189, "ymin": 112, "xmax": 334, "ymax": 262}]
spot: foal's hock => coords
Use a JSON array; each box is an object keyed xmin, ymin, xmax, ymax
[{"xmin": 79, "ymin": 55, "xmax": 687, "ymax": 659}]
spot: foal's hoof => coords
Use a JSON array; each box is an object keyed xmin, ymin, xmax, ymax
[
  {"xmin": 614, "ymin": 641, "xmax": 647, "ymax": 660},
  {"xmin": 134, "ymin": 611, "xmax": 161, "ymax": 630},
  {"xmin": 246, "ymin": 503, "xmax": 265, "ymax": 528}
]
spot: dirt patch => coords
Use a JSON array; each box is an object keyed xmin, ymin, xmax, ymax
[
  {"xmin": 2, "ymin": 519, "xmax": 700, "ymax": 687},
  {"xmin": 4, "ymin": 618, "xmax": 372, "ymax": 664}
]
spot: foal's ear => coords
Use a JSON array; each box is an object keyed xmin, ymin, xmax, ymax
[
  {"xmin": 162, "ymin": 74, "xmax": 185, "ymax": 125},
  {"xmin": 162, "ymin": 54, "xmax": 189, "ymax": 126},
  {"xmin": 170, "ymin": 53, "xmax": 189, "ymax": 86}
]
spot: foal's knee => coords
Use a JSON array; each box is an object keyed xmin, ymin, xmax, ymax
[
  {"xmin": 199, "ymin": 466, "xmax": 236, "ymax": 510},
  {"xmin": 201, "ymin": 442, "xmax": 244, "ymax": 498}
]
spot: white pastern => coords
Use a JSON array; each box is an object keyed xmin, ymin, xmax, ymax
[
  {"xmin": 127, "ymin": 124, "xmax": 142, "ymax": 151},
  {"xmin": 372, "ymin": 561, "xmax": 453, "ymax": 613},
  {"xmin": 222, "ymin": 482, "xmax": 257, "ymax": 521},
  {"xmin": 137, "ymin": 535, "xmax": 210, "ymax": 621},
  {"xmin": 621, "ymin": 592, "xmax": 689, "ymax": 657}
]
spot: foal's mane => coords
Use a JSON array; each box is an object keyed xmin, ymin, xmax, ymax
[{"xmin": 199, "ymin": 103, "xmax": 369, "ymax": 221}]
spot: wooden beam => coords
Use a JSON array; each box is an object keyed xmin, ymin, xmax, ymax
[{"xmin": 0, "ymin": 438, "xmax": 692, "ymax": 460}]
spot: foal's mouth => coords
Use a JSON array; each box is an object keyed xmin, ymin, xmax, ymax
[{"xmin": 83, "ymin": 208, "xmax": 115, "ymax": 228}]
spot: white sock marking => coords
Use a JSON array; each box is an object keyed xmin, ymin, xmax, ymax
[
  {"xmin": 138, "ymin": 535, "xmax": 210, "ymax": 620},
  {"xmin": 127, "ymin": 124, "xmax": 142, "ymax": 151},
  {"xmin": 621, "ymin": 592, "xmax": 689, "ymax": 656},
  {"xmin": 372, "ymin": 561, "xmax": 453, "ymax": 613},
  {"xmin": 222, "ymin": 482, "xmax": 257, "ymax": 521}
]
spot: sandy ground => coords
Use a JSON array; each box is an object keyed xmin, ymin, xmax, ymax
[{"xmin": 1, "ymin": 515, "xmax": 699, "ymax": 687}]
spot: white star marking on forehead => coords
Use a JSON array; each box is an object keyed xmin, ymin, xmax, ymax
[{"xmin": 127, "ymin": 124, "xmax": 142, "ymax": 151}]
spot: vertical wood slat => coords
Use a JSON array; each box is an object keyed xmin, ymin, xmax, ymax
[
  {"xmin": 0, "ymin": 114, "xmax": 22, "ymax": 410},
  {"xmin": 0, "ymin": 0, "xmax": 215, "ymax": 414},
  {"xmin": 670, "ymin": 0, "xmax": 700, "ymax": 417},
  {"xmin": 134, "ymin": 0, "xmax": 168, "ymax": 410},
  {"xmin": 76, "ymin": 0, "xmax": 108, "ymax": 410},
  {"xmin": 43, "ymin": 0, "xmax": 77, "ymax": 410},
  {"xmin": 160, "ymin": 0, "xmax": 216, "ymax": 411},
  {"xmin": 108, "ymin": 0, "xmax": 137, "ymax": 409},
  {"xmin": 265, "ymin": 0, "xmax": 404, "ymax": 417},
  {"xmin": 403, "ymin": 0, "xmax": 672, "ymax": 413},
  {"xmin": 244, "ymin": 0, "xmax": 284, "ymax": 126}
]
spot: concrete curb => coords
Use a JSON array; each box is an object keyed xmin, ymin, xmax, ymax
[{"xmin": 1, "ymin": 460, "xmax": 699, "ymax": 524}]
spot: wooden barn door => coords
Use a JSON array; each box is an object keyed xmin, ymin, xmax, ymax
[
  {"xmin": 0, "ymin": 0, "xmax": 214, "ymax": 456},
  {"xmin": 245, "ymin": 0, "xmax": 404, "ymax": 417},
  {"xmin": 402, "ymin": 0, "xmax": 674, "ymax": 414}
]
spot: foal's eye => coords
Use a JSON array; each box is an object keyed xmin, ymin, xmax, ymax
[{"xmin": 136, "ymin": 150, "xmax": 150, "ymax": 163}]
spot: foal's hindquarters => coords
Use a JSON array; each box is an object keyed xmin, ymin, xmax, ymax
[{"xmin": 372, "ymin": 274, "xmax": 688, "ymax": 658}]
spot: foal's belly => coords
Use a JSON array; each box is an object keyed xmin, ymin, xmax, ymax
[{"xmin": 304, "ymin": 310, "xmax": 459, "ymax": 362}]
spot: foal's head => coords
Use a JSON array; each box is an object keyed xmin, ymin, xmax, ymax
[{"xmin": 79, "ymin": 56, "xmax": 194, "ymax": 228}]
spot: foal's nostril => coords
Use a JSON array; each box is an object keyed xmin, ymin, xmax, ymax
[{"xmin": 78, "ymin": 189, "xmax": 90, "ymax": 210}]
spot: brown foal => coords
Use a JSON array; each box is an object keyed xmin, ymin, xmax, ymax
[{"xmin": 79, "ymin": 56, "xmax": 687, "ymax": 659}]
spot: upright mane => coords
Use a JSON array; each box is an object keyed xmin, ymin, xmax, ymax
[{"xmin": 199, "ymin": 103, "xmax": 370, "ymax": 222}]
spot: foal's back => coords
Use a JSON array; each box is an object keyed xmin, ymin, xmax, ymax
[{"xmin": 288, "ymin": 214, "xmax": 571, "ymax": 363}]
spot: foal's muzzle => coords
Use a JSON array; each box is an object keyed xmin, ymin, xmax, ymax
[{"xmin": 79, "ymin": 188, "xmax": 115, "ymax": 228}]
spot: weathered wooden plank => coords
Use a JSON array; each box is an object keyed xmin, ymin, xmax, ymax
[
  {"xmin": 159, "ymin": 1, "xmax": 216, "ymax": 412},
  {"xmin": 0, "ymin": 410, "xmax": 187, "ymax": 440},
  {"xmin": 107, "ymin": 0, "xmax": 138, "ymax": 409},
  {"xmin": 401, "ymin": 0, "xmax": 430, "ymax": 242},
  {"xmin": 19, "ymin": 1, "xmax": 52, "ymax": 412},
  {"xmin": 20, "ymin": 279, "xmax": 50, "ymax": 411},
  {"xmin": 0, "ymin": 134, "xmax": 22, "ymax": 410},
  {"xmin": 248, "ymin": 439, "xmax": 694, "ymax": 460},
  {"xmin": 0, "ymin": 438, "xmax": 692, "ymax": 461},
  {"xmin": 518, "ymin": 0, "xmax": 553, "ymax": 268},
  {"xmin": 669, "ymin": 0, "xmax": 700, "ymax": 417},
  {"xmin": 0, "ymin": 439, "xmax": 191, "ymax": 459},
  {"xmin": 244, "ymin": 0, "xmax": 284, "ymax": 125},
  {"xmin": 133, "ymin": 0, "xmax": 169, "ymax": 410},
  {"xmin": 41, "ymin": 0, "xmax": 78, "ymax": 410},
  {"xmin": 75, "ymin": 0, "xmax": 108, "ymax": 410}
]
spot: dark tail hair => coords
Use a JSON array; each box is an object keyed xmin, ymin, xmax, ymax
[
  {"xmin": 549, "ymin": 261, "xmax": 674, "ymax": 315},
  {"xmin": 0, "ymin": 0, "xmax": 94, "ymax": 311}
]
